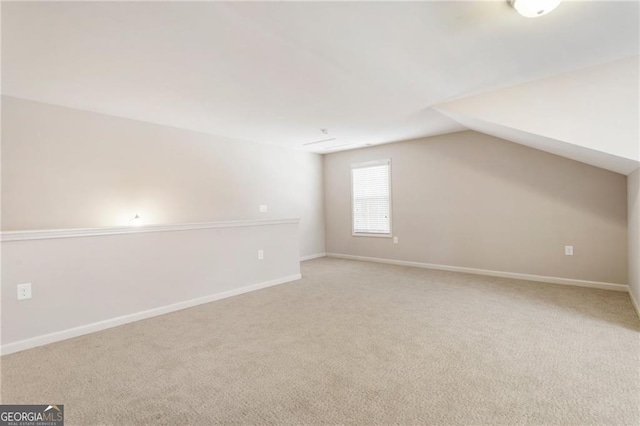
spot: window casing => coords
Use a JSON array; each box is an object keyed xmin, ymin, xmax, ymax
[{"xmin": 351, "ymin": 159, "xmax": 391, "ymax": 236}]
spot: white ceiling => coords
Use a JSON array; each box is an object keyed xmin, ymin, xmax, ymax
[
  {"xmin": 438, "ymin": 108, "xmax": 640, "ymax": 175},
  {"xmin": 2, "ymin": 1, "xmax": 639, "ymax": 154},
  {"xmin": 436, "ymin": 56, "xmax": 640, "ymax": 174}
]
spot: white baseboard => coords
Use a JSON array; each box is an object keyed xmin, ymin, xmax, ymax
[
  {"xmin": 629, "ymin": 289, "xmax": 640, "ymax": 320},
  {"xmin": 326, "ymin": 253, "xmax": 628, "ymax": 292},
  {"xmin": 300, "ymin": 253, "xmax": 326, "ymax": 261},
  {"xmin": 1, "ymin": 274, "xmax": 302, "ymax": 356}
]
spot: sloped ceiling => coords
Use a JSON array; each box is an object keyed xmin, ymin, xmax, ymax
[
  {"xmin": 2, "ymin": 1, "xmax": 639, "ymax": 158},
  {"xmin": 436, "ymin": 56, "xmax": 640, "ymax": 175}
]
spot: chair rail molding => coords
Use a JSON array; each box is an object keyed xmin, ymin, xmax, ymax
[{"xmin": 0, "ymin": 218, "xmax": 300, "ymax": 242}]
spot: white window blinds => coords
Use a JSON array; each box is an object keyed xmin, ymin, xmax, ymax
[{"xmin": 351, "ymin": 159, "xmax": 391, "ymax": 235}]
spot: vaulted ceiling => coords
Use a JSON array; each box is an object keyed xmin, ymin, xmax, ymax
[
  {"xmin": 2, "ymin": 1, "xmax": 639, "ymax": 172},
  {"xmin": 437, "ymin": 56, "xmax": 639, "ymax": 174}
]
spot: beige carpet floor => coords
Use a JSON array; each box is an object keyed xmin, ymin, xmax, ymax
[{"xmin": 1, "ymin": 257, "xmax": 639, "ymax": 425}]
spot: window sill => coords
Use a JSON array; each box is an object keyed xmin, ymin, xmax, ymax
[{"xmin": 352, "ymin": 233, "xmax": 392, "ymax": 238}]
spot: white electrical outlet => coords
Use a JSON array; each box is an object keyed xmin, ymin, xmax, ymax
[
  {"xmin": 258, "ymin": 249, "xmax": 264, "ymax": 260},
  {"xmin": 393, "ymin": 236, "xmax": 399, "ymax": 244},
  {"xmin": 259, "ymin": 205, "xmax": 268, "ymax": 213},
  {"xmin": 565, "ymin": 245, "xmax": 574, "ymax": 256},
  {"xmin": 17, "ymin": 283, "xmax": 32, "ymax": 300}
]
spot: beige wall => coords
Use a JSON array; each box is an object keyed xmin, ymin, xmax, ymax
[
  {"xmin": 324, "ymin": 131, "xmax": 628, "ymax": 284},
  {"xmin": 1, "ymin": 96, "xmax": 325, "ymax": 256},
  {"xmin": 629, "ymin": 168, "xmax": 640, "ymax": 305}
]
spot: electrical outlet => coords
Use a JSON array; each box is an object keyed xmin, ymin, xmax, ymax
[
  {"xmin": 17, "ymin": 283, "xmax": 32, "ymax": 300},
  {"xmin": 259, "ymin": 205, "xmax": 268, "ymax": 213},
  {"xmin": 393, "ymin": 236, "xmax": 398, "ymax": 244},
  {"xmin": 258, "ymin": 249, "xmax": 264, "ymax": 260},
  {"xmin": 565, "ymin": 245, "xmax": 574, "ymax": 256}
]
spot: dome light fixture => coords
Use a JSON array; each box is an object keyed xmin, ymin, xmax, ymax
[{"xmin": 509, "ymin": 0, "xmax": 562, "ymax": 18}]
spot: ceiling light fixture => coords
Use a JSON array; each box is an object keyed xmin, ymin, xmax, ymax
[
  {"xmin": 129, "ymin": 214, "xmax": 142, "ymax": 226},
  {"xmin": 509, "ymin": 0, "xmax": 562, "ymax": 18}
]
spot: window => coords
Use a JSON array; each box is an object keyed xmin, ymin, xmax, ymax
[{"xmin": 351, "ymin": 159, "xmax": 391, "ymax": 236}]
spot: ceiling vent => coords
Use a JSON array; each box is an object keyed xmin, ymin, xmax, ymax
[{"xmin": 302, "ymin": 138, "xmax": 336, "ymax": 146}]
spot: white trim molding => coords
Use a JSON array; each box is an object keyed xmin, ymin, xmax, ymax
[
  {"xmin": 629, "ymin": 290, "xmax": 640, "ymax": 320},
  {"xmin": 1, "ymin": 274, "xmax": 302, "ymax": 356},
  {"xmin": 326, "ymin": 253, "xmax": 628, "ymax": 292},
  {"xmin": 0, "ymin": 218, "xmax": 300, "ymax": 242},
  {"xmin": 300, "ymin": 253, "xmax": 326, "ymax": 261}
]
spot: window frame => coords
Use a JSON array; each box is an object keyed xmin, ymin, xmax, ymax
[{"xmin": 350, "ymin": 158, "xmax": 393, "ymax": 238}]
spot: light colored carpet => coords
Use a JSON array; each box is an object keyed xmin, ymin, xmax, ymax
[{"xmin": 1, "ymin": 257, "xmax": 639, "ymax": 425}]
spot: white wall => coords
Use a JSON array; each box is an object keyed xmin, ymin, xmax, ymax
[
  {"xmin": 1, "ymin": 96, "xmax": 325, "ymax": 257},
  {"xmin": 1, "ymin": 220, "xmax": 301, "ymax": 353},
  {"xmin": 629, "ymin": 168, "xmax": 640, "ymax": 310}
]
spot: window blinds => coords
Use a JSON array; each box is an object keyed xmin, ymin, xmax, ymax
[{"xmin": 351, "ymin": 160, "xmax": 391, "ymax": 235}]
